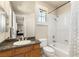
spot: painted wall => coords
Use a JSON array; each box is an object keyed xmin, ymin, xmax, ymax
[{"xmin": 0, "ymin": 1, "xmax": 12, "ymax": 43}]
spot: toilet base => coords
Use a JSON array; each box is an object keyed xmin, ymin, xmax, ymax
[{"xmin": 43, "ymin": 50, "xmax": 55, "ymax": 57}]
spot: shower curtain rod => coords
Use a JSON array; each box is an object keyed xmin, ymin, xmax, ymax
[{"xmin": 48, "ymin": 1, "xmax": 70, "ymax": 14}]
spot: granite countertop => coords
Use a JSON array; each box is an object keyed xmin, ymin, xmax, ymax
[{"xmin": 0, "ymin": 39, "xmax": 40, "ymax": 51}]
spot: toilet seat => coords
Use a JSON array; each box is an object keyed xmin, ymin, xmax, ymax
[{"xmin": 43, "ymin": 46, "xmax": 54, "ymax": 53}]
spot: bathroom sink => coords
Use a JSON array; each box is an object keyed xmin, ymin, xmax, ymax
[{"xmin": 13, "ymin": 40, "xmax": 31, "ymax": 46}]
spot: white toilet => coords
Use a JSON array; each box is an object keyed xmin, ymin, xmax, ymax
[{"xmin": 39, "ymin": 39, "xmax": 55, "ymax": 57}]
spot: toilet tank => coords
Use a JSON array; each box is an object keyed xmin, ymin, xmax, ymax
[{"xmin": 38, "ymin": 39, "xmax": 47, "ymax": 47}]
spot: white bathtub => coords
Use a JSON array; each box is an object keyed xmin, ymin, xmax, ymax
[{"xmin": 49, "ymin": 43, "xmax": 70, "ymax": 57}]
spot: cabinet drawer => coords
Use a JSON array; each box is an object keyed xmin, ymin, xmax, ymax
[{"xmin": 33, "ymin": 44, "xmax": 40, "ymax": 49}]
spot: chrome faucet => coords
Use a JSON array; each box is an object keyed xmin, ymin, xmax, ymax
[{"xmin": 21, "ymin": 36, "xmax": 24, "ymax": 40}]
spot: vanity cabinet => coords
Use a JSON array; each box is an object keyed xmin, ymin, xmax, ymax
[
  {"xmin": 0, "ymin": 49, "xmax": 13, "ymax": 57},
  {"xmin": 14, "ymin": 53, "xmax": 25, "ymax": 57},
  {"xmin": 0, "ymin": 43, "xmax": 41, "ymax": 57},
  {"xmin": 31, "ymin": 44, "xmax": 41, "ymax": 57},
  {"xmin": 31, "ymin": 49, "xmax": 41, "ymax": 57}
]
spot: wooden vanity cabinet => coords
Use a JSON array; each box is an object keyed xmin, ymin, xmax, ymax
[
  {"xmin": 0, "ymin": 43, "xmax": 41, "ymax": 57},
  {"xmin": 14, "ymin": 53, "xmax": 25, "ymax": 57},
  {"xmin": 31, "ymin": 49, "xmax": 41, "ymax": 57},
  {"xmin": 31, "ymin": 44, "xmax": 41, "ymax": 57},
  {"xmin": 25, "ymin": 52, "xmax": 31, "ymax": 57},
  {"xmin": 0, "ymin": 49, "xmax": 13, "ymax": 57}
]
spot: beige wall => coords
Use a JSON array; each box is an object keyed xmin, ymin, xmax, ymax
[
  {"xmin": 35, "ymin": 2, "xmax": 55, "ymax": 40},
  {"xmin": 36, "ymin": 25, "xmax": 48, "ymax": 39},
  {"xmin": 0, "ymin": 1, "xmax": 12, "ymax": 43},
  {"xmin": 57, "ymin": 3, "xmax": 71, "ymax": 15}
]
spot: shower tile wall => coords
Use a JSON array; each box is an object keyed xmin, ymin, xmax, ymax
[
  {"xmin": 47, "ymin": 14, "xmax": 57, "ymax": 45},
  {"xmin": 46, "ymin": 2, "xmax": 79, "ymax": 57},
  {"xmin": 56, "ymin": 2, "xmax": 79, "ymax": 57},
  {"xmin": 47, "ymin": 3, "xmax": 72, "ymax": 57},
  {"xmin": 76, "ymin": 3, "xmax": 79, "ymax": 57},
  {"xmin": 56, "ymin": 3, "xmax": 71, "ymax": 45},
  {"xmin": 70, "ymin": 2, "xmax": 77, "ymax": 56},
  {"xmin": 56, "ymin": 12, "xmax": 71, "ymax": 45},
  {"xmin": 55, "ymin": 3, "xmax": 73, "ymax": 56},
  {"xmin": 71, "ymin": 2, "xmax": 79, "ymax": 56}
]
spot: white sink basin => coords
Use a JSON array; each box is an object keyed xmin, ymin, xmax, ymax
[{"xmin": 13, "ymin": 40, "xmax": 31, "ymax": 46}]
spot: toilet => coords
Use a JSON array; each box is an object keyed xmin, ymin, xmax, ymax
[{"xmin": 39, "ymin": 39, "xmax": 55, "ymax": 57}]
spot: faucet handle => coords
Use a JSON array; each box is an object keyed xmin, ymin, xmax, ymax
[
  {"xmin": 24, "ymin": 37, "xmax": 27, "ymax": 40},
  {"xmin": 21, "ymin": 36, "xmax": 24, "ymax": 40}
]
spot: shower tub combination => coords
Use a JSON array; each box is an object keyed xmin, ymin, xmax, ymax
[{"xmin": 49, "ymin": 43, "xmax": 70, "ymax": 57}]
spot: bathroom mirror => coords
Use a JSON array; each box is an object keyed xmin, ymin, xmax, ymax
[
  {"xmin": 16, "ymin": 14, "xmax": 35, "ymax": 38},
  {"xmin": 16, "ymin": 16, "xmax": 24, "ymax": 37},
  {"xmin": 0, "ymin": 13, "xmax": 6, "ymax": 32}
]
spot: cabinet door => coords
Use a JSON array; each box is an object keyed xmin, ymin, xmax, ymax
[
  {"xmin": 13, "ymin": 47, "xmax": 26, "ymax": 55},
  {"xmin": 0, "ymin": 49, "xmax": 13, "ymax": 57},
  {"xmin": 31, "ymin": 49, "xmax": 41, "ymax": 57},
  {"xmin": 25, "ymin": 52, "xmax": 31, "ymax": 57},
  {"xmin": 14, "ymin": 53, "xmax": 25, "ymax": 57}
]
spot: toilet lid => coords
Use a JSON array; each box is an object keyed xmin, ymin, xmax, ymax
[{"xmin": 43, "ymin": 46, "xmax": 54, "ymax": 52}]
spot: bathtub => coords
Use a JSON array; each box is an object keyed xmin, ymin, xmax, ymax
[{"xmin": 49, "ymin": 43, "xmax": 70, "ymax": 57}]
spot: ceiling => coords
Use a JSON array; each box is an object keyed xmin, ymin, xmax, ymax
[
  {"xmin": 10, "ymin": 1, "xmax": 35, "ymax": 15},
  {"xmin": 10, "ymin": 1, "xmax": 69, "ymax": 15},
  {"xmin": 43, "ymin": 1, "xmax": 69, "ymax": 8}
]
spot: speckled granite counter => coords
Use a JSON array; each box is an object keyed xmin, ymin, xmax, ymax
[{"xmin": 0, "ymin": 39, "xmax": 40, "ymax": 51}]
